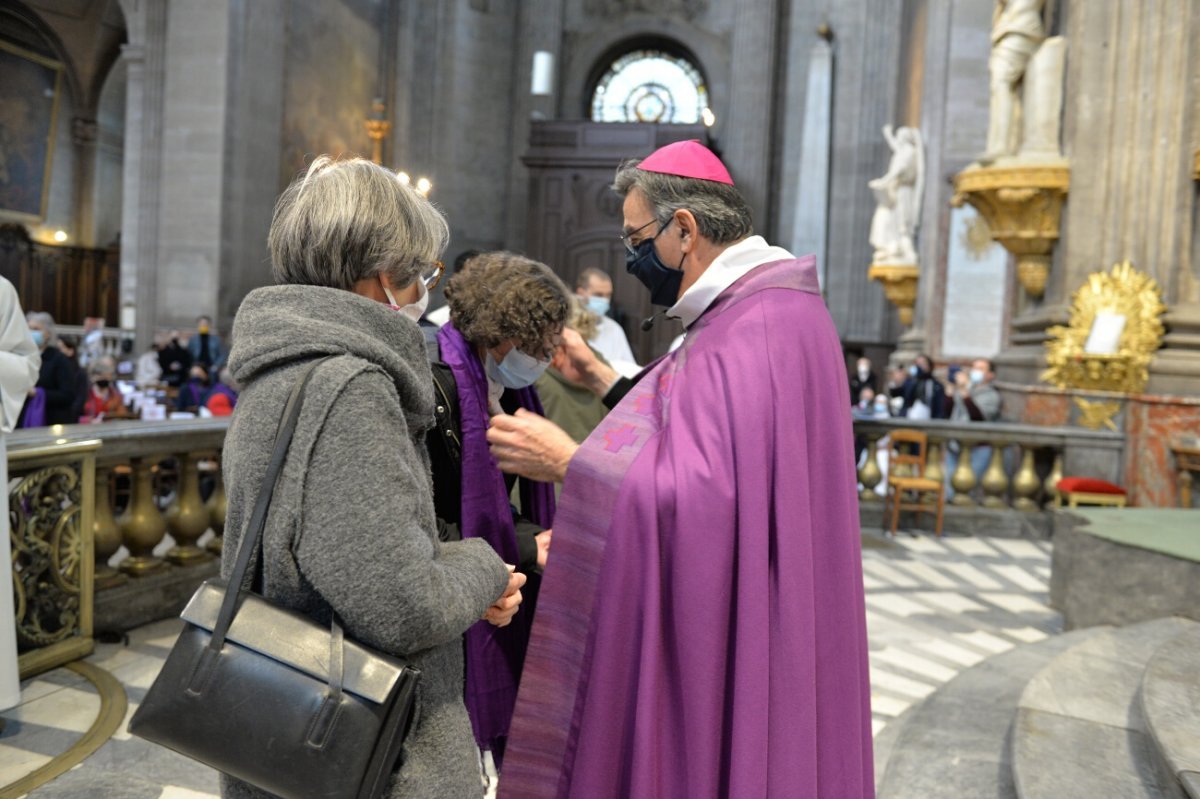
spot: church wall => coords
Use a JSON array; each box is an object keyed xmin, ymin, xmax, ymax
[
  {"xmin": 36, "ymin": 86, "xmax": 76, "ymax": 251},
  {"xmin": 92, "ymin": 55, "xmax": 125, "ymax": 249}
]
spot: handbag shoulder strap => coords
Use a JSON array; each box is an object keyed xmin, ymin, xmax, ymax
[{"xmin": 209, "ymin": 357, "xmax": 330, "ymax": 653}]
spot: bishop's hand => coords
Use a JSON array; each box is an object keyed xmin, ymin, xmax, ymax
[{"xmin": 487, "ymin": 408, "xmax": 579, "ymax": 483}]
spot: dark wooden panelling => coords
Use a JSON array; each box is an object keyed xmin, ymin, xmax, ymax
[{"xmin": 0, "ymin": 224, "xmax": 119, "ymax": 324}]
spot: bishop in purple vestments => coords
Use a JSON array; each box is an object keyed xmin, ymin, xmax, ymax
[{"xmin": 488, "ymin": 141, "xmax": 874, "ymax": 798}]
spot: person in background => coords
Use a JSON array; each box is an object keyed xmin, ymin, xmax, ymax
[
  {"xmin": 23, "ymin": 312, "xmax": 79, "ymax": 426},
  {"xmin": 427, "ymin": 250, "xmax": 567, "ymax": 785},
  {"xmin": 157, "ymin": 330, "xmax": 192, "ymax": 387},
  {"xmin": 186, "ymin": 315, "xmax": 225, "ymax": 371},
  {"xmin": 850, "ymin": 355, "xmax": 877, "ymax": 407},
  {"xmin": 81, "ymin": 357, "xmax": 124, "ymax": 422},
  {"xmin": 573, "ymin": 267, "xmax": 639, "ymax": 376},
  {"xmin": 57, "ymin": 334, "xmax": 90, "ymax": 422},
  {"xmin": 175, "ymin": 364, "xmax": 209, "ymax": 412},
  {"xmin": 135, "ymin": 332, "xmax": 166, "ymax": 387},
  {"xmin": 422, "ymin": 249, "xmax": 479, "ymax": 336},
  {"xmin": 222, "ymin": 155, "xmax": 519, "ymax": 798},
  {"xmin": 79, "ymin": 317, "xmax": 106, "ymax": 369},
  {"xmin": 900, "ymin": 353, "xmax": 947, "ymax": 419},
  {"xmin": 946, "ymin": 358, "xmax": 1004, "ymax": 495},
  {"xmin": 0, "ymin": 277, "xmax": 40, "ymax": 718},
  {"xmin": 534, "ymin": 300, "xmax": 610, "ymax": 444},
  {"xmin": 203, "ymin": 366, "xmax": 239, "ymax": 416}
]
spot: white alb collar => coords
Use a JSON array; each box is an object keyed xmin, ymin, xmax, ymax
[{"xmin": 667, "ymin": 236, "xmax": 794, "ymax": 329}]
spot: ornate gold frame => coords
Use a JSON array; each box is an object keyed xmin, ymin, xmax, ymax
[{"xmin": 1041, "ymin": 260, "xmax": 1165, "ymax": 396}]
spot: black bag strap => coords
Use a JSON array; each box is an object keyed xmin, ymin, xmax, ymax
[{"xmin": 209, "ymin": 357, "xmax": 329, "ymax": 653}]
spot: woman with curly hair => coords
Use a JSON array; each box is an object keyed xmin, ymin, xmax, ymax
[{"xmin": 426, "ymin": 250, "xmax": 570, "ymax": 784}]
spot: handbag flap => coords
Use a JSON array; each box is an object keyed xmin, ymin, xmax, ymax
[{"xmin": 181, "ymin": 581, "xmax": 414, "ymax": 704}]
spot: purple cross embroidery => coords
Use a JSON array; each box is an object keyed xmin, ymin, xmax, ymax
[
  {"xmin": 633, "ymin": 394, "xmax": 656, "ymax": 415},
  {"xmin": 603, "ymin": 423, "xmax": 639, "ymax": 453}
]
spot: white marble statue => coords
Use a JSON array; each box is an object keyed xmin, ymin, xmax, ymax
[
  {"xmin": 869, "ymin": 125, "xmax": 924, "ymax": 265},
  {"xmin": 985, "ymin": 0, "xmax": 1047, "ymax": 160}
]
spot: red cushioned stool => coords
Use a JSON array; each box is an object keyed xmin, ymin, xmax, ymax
[{"xmin": 1055, "ymin": 477, "xmax": 1128, "ymax": 508}]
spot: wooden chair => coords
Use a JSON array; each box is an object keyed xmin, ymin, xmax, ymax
[{"xmin": 882, "ymin": 429, "xmax": 945, "ymax": 537}]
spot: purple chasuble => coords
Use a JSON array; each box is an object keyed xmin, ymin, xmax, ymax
[
  {"xmin": 436, "ymin": 323, "xmax": 556, "ymax": 759},
  {"xmin": 499, "ymin": 257, "xmax": 874, "ymax": 798}
]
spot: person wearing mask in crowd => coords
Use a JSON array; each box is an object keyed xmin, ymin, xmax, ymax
[
  {"xmin": 900, "ymin": 353, "xmax": 947, "ymax": 419},
  {"xmin": 175, "ymin": 365, "xmax": 210, "ymax": 413},
  {"xmin": 0, "ymin": 277, "xmax": 39, "ymax": 716},
  {"xmin": 573, "ymin": 267, "xmax": 639, "ymax": 376},
  {"xmin": 22, "ymin": 312, "xmax": 79, "ymax": 426},
  {"xmin": 946, "ymin": 358, "xmax": 1003, "ymax": 495},
  {"xmin": 203, "ymin": 366, "xmax": 239, "ymax": 416},
  {"xmin": 222, "ymin": 155, "xmax": 522, "ymax": 799},
  {"xmin": 186, "ymin": 315, "xmax": 225, "ymax": 371},
  {"xmin": 427, "ymin": 250, "xmax": 567, "ymax": 787},
  {"xmin": 135, "ymin": 332, "xmax": 166, "ymax": 387},
  {"xmin": 81, "ymin": 357, "xmax": 124, "ymax": 422},
  {"xmin": 486, "ymin": 140, "xmax": 872, "ymax": 798},
  {"xmin": 534, "ymin": 301, "xmax": 611, "ymax": 444},
  {"xmin": 79, "ymin": 317, "xmax": 106, "ymax": 369},
  {"xmin": 850, "ymin": 355, "xmax": 877, "ymax": 407},
  {"xmin": 157, "ymin": 330, "xmax": 192, "ymax": 387}
]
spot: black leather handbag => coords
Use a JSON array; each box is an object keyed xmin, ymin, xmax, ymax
[{"xmin": 129, "ymin": 358, "xmax": 421, "ymax": 799}]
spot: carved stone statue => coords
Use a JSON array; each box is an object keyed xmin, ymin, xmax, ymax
[
  {"xmin": 869, "ymin": 125, "xmax": 924, "ymax": 266},
  {"xmin": 985, "ymin": 0, "xmax": 1047, "ymax": 160}
]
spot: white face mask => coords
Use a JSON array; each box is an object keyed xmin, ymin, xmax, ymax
[
  {"xmin": 485, "ymin": 347, "xmax": 550, "ymax": 389},
  {"xmin": 857, "ymin": 366, "xmax": 870, "ymax": 380},
  {"xmin": 383, "ymin": 280, "xmax": 428, "ymax": 323},
  {"xmin": 969, "ymin": 368, "xmax": 986, "ymax": 384}
]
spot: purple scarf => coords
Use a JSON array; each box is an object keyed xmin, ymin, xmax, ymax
[
  {"xmin": 20, "ymin": 388, "xmax": 46, "ymax": 428},
  {"xmin": 436, "ymin": 323, "xmax": 556, "ymax": 759}
]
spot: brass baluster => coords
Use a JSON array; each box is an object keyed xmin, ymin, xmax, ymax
[
  {"xmin": 93, "ymin": 465, "xmax": 126, "ymax": 589},
  {"xmin": 925, "ymin": 439, "xmax": 945, "ymax": 506},
  {"xmin": 165, "ymin": 453, "xmax": 214, "ymax": 564},
  {"xmin": 118, "ymin": 457, "xmax": 169, "ymax": 575},
  {"xmin": 981, "ymin": 444, "xmax": 1009, "ymax": 508},
  {"xmin": 1045, "ymin": 452, "xmax": 1064, "ymax": 507},
  {"xmin": 1012, "ymin": 447, "xmax": 1042, "ymax": 511},
  {"xmin": 951, "ymin": 442, "xmax": 978, "ymax": 505},
  {"xmin": 859, "ymin": 435, "xmax": 883, "ymax": 501},
  {"xmin": 206, "ymin": 454, "xmax": 226, "ymax": 556}
]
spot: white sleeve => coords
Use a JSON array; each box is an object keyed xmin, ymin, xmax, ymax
[{"xmin": 0, "ymin": 279, "xmax": 40, "ymax": 432}]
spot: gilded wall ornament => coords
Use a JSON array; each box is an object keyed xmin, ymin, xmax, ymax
[{"xmin": 1041, "ymin": 260, "xmax": 1165, "ymax": 396}]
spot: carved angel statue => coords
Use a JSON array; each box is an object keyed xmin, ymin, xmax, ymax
[
  {"xmin": 985, "ymin": 0, "xmax": 1046, "ymax": 160},
  {"xmin": 868, "ymin": 125, "xmax": 924, "ymax": 265}
]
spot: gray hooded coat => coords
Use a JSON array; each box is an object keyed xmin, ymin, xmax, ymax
[{"xmin": 219, "ymin": 285, "xmax": 508, "ymax": 798}]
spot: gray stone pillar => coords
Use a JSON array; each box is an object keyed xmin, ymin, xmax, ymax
[
  {"xmin": 154, "ymin": 0, "xmax": 231, "ymax": 332},
  {"xmin": 723, "ymin": 0, "xmax": 778, "ymax": 225},
  {"xmin": 117, "ymin": 0, "xmax": 167, "ymax": 354},
  {"xmin": 1001, "ymin": 0, "xmax": 1200, "ymax": 393},
  {"xmin": 70, "ymin": 118, "xmax": 98, "ymax": 250},
  {"xmin": 787, "ymin": 34, "xmax": 834, "ymax": 289}
]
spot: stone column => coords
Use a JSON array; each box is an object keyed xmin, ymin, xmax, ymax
[
  {"xmin": 117, "ymin": 0, "xmax": 168, "ymax": 356},
  {"xmin": 70, "ymin": 118, "xmax": 98, "ymax": 249},
  {"xmin": 1001, "ymin": 0, "xmax": 1200, "ymax": 393},
  {"xmin": 723, "ymin": 0, "xmax": 778, "ymax": 225},
  {"xmin": 786, "ymin": 32, "xmax": 834, "ymax": 289}
]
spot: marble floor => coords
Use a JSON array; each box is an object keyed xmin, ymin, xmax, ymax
[{"xmin": 1, "ymin": 529, "xmax": 1060, "ymax": 798}]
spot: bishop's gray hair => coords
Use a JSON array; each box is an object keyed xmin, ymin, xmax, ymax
[
  {"xmin": 269, "ymin": 156, "xmax": 449, "ymax": 291},
  {"xmin": 612, "ymin": 159, "xmax": 753, "ymax": 244}
]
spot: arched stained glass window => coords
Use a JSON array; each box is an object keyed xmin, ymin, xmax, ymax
[{"xmin": 591, "ymin": 49, "xmax": 709, "ymax": 125}]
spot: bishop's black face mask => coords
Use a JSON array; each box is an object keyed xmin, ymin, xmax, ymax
[{"xmin": 625, "ymin": 219, "xmax": 684, "ymax": 307}]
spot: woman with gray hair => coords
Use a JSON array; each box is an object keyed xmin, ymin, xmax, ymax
[
  {"xmin": 220, "ymin": 156, "xmax": 524, "ymax": 799},
  {"xmin": 22, "ymin": 311, "xmax": 80, "ymax": 425}
]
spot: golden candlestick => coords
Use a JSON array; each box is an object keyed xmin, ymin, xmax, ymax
[{"xmin": 365, "ymin": 99, "xmax": 391, "ymax": 165}]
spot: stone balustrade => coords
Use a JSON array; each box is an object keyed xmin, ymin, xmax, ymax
[{"xmin": 852, "ymin": 417, "xmax": 1125, "ymax": 511}]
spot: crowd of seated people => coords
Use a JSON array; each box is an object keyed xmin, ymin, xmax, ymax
[{"xmin": 16, "ymin": 311, "xmax": 239, "ymax": 427}]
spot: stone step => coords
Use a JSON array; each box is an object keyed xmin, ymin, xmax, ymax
[
  {"xmin": 876, "ymin": 627, "xmax": 1097, "ymax": 799},
  {"xmin": 1139, "ymin": 621, "xmax": 1200, "ymax": 799},
  {"xmin": 1013, "ymin": 616, "xmax": 1196, "ymax": 799}
]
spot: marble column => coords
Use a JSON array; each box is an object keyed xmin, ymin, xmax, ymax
[
  {"xmin": 787, "ymin": 34, "xmax": 834, "ymax": 290},
  {"xmin": 70, "ymin": 118, "xmax": 98, "ymax": 249}
]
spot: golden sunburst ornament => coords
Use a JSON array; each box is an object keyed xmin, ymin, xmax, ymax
[{"xmin": 1042, "ymin": 261, "xmax": 1165, "ymax": 395}]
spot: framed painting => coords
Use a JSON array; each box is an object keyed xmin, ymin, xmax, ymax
[{"xmin": 0, "ymin": 39, "xmax": 64, "ymax": 223}]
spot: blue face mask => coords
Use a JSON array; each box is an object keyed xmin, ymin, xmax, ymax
[
  {"xmin": 486, "ymin": 347, "xmax": 550, "ymax": 389},
  {"xmin": 625, "ymin": 220, "xmax": 684, "ymax": 307},
  {"xmin": 30, "ymin": 330, "xmax": 44, "ymax": 347},
  {"xmin": 585, "ymin": 296, "xmax": 610, "ymax": 317}
]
